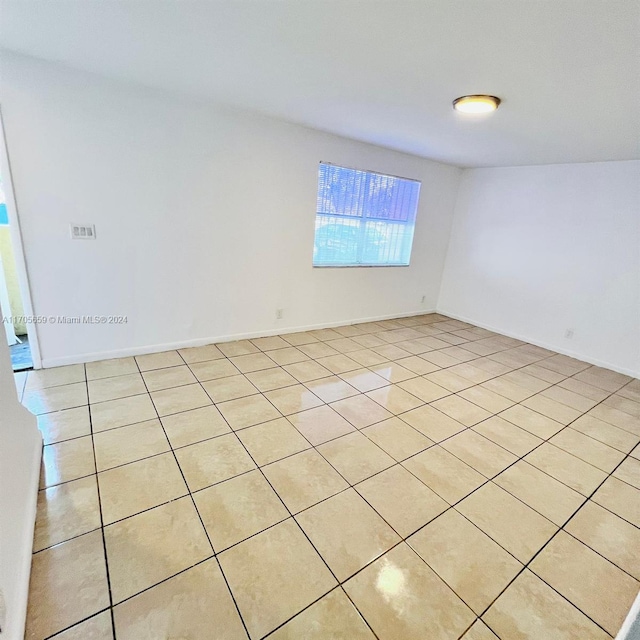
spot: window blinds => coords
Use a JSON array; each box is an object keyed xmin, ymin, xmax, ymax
[{"xmin": 313, "ymin": 162, "xmax": 421, "ymax": 266}]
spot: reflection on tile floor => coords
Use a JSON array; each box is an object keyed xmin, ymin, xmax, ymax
[{"xmin": 19, "ymin": 314, "xmax": 640, "ymax": 639}]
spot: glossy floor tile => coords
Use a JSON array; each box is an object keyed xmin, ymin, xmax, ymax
[
  {"xmin": 268, "ymin": 588, "xmax": 375, "ymax": 639},
  {"xmin": 261, "ymin": 448, "xmax": 348, "ymax": 513},
  {"xmin": 22, "ymin": 313, "xmax": 639, "ymax": 639},
  {"xmin": 218, "ymin": 519, "xmax": 336, "ymax": 638},
  {"xmin": 113, "ymin": 559, "xmax": 246, "ymax": 640},
  {"xmin": 456, "ymin": 482, "xmax": 558, "ymax": 563},
  {"xmin": 484, "ymin": 570, "xmax": 611, "ymax": 639},
  {"xmin": 344, "ymin": 543, "xmax": 476, "ymax": 640},
  {"xmin": 295, "ymin": 489, "xmax": 401, "ymax": 581},
  {"xmin": 104, "ymin": 497, "xmax": 212, "ymax": 604},
  {"xmin": 529, "ymin": 531, "xmax": 639, "ymax": 635},
  {"xmin": 408, "ymin": 509, "xmax": 522, "ymax": 614},
  {"xmin": 33, "ymin": 475, "xmax": 101, "ymax": 551},
  {"xmin": 26, "ymin": 531, "xmax": 109, "ymax": 639},
  {"xmin": 193, "ymin": 469, "xmax": 289, "ymax": 551}
]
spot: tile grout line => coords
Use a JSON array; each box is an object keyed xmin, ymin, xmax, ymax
[
  {"xmin": 249, "ymin": 347, "xmax": 637, "ymax": 635},
  {"xmin": 168, "ymin": 337, "xmax": 621, "ymax": 636},
  {"xmin": 34, "ymin": 333, "xmax": 632, "ymax": 442},
  {"xmin": 33, "ymin": 341, "xmax": 640, "ymax": 534},
  {"xmin": 20, "ymin": 319, "xmax": 518, "ymax": 410},
  {"xmin": 34, "ymin": 330, "xmax": 640, "ymax": 539},
  {"xmin": 25, "ymin": 315, "xmax": 638, "ymax": 638},
  {"xmin": 30, "ymin": 322, "xmax": 627, "ymax": 439},
  {"xmin": 296, "ymin": 371, "xmax": 631, "ymax": 637},
  {"xmin": 134, "ymin": 350, "xmax": 254, "ymax": 640},
  {"xmin": 191, "ymin": 352, "xmax": 384, "ymax": 640},
  {"xmin": 38, "ymin": 364, "xmax": 629, "ymax": 633},
  {"xmin": 72, "ymin": 363, "xmax": 116, "ymax": 640},
  {"xmin": 43, "ymin": 608, "xmax": 113, "ymax": 640},
  {"xmin": 458, "ymin": 385, "xmax": 638, "ymax": 639}
]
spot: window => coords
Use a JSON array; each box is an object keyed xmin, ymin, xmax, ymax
[{"xmin": 313, "ymin": 162, "xmax": 421, "ymax": 267}]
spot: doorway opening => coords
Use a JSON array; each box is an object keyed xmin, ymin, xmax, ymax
[
  {"xmin": 0, "ymin": 110, "xmax": 40, "ymax": 371},
  {"xmin": 0, "ymin": 191, "xmax": 31, "ymax": 370}
]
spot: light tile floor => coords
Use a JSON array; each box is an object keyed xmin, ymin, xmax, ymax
[{"xmin": 19, "ymin": 314, "xmax": 640, "ymax": 639}]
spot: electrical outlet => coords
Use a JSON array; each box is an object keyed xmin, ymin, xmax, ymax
[
  {"xmin": 565, "ymin": 328, "xmax": 574, "ymax": 339},
  {"xmin": 420, "ymin": 295, "xmax": 426, "ymax": 304},
  {"xmin": 276, "ymin": 309, "xmax": 283, "ymax": 320},
  {"xmin": 70, "ymin": 223, "xmax": 96, "ymax": 240}
]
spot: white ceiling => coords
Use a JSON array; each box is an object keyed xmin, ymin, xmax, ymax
[{"xmin": 1, "ymin": 0, "xmax": 638, "ymax": 167}]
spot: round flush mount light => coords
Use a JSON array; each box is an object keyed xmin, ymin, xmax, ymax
[{"xmin": 453, "ymin": 95, "xmax": 501, "ymax": 113}]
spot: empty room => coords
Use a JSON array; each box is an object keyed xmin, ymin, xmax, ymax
[{"xmin": 0, "ymin": 1, "xmax": 639, "ymax": 639}]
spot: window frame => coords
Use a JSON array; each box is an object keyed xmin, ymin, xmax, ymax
[{"xmin": 312, "ymin": 162, "xmax": 421, "ymax": 269}]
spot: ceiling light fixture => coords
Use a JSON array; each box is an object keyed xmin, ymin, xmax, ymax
[{"xmin": 453, "ymin": 95, "xmax": 501, "ymax": 114}]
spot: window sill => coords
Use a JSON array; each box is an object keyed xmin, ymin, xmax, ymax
[{"xmin": 312, "ymin": 264, "xmax": 411, "ymax": 269}]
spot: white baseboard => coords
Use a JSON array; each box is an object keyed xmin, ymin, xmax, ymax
[
  {"xmin": 39, "ymin": 307, "xmax": 640, "ymax": 379},
  {"xmin": 40, "ymin": 308, "xmax": 437, "ymax": 368},
  {"xmin": 438, "ymin": 308, "xmax": 639, "ymax": 379},
  {"xmin": 616, "ymin": 589, "xmax": 640, "ymax": 640}
]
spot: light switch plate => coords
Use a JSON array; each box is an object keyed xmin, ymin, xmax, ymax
[{"xmin": 70, "ymin": 223, "xmax": 96, "ymax": 239}]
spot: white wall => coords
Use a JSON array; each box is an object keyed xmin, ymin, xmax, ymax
[
  {"xmin": 0, "ymin": 52, "xmax": 461, "ymax": 367},
  {"xmin": 4, "ymin": 53, "xmax": 636, "ymax": 377},
  {"xmin": 0, "ymin": 331, "xmax": 41, "ymax": 639},
  {"xmin": 438, "ymin": 161, "xmax": 640, "ymax": 377}
]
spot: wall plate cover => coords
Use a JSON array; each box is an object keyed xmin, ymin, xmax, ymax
[{"xmin": 70, "ymin": 223, "xmax": 96, "ymax": 239}]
